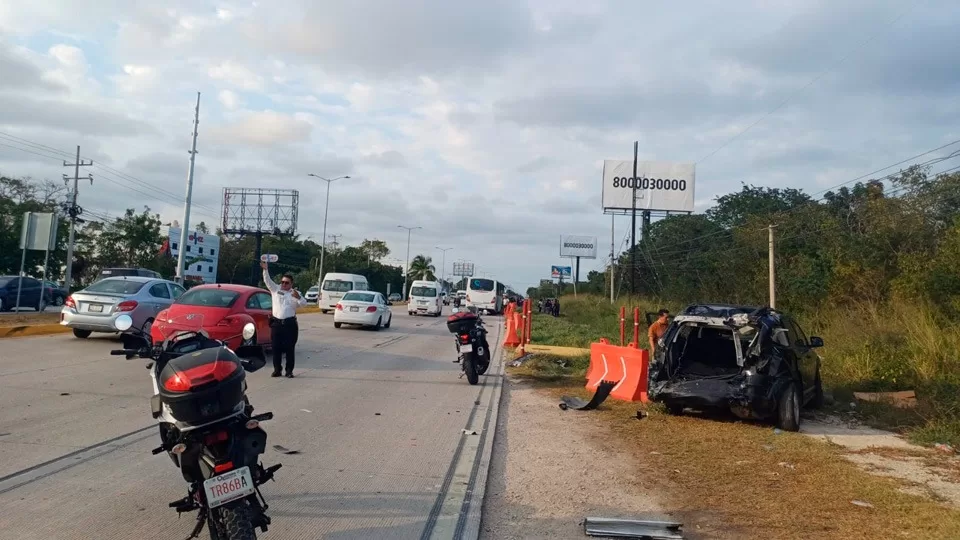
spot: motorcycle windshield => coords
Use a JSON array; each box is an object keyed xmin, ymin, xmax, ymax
[{"xmin": 156, "ymin": 313, "xmax": 206, "ymax": 342}]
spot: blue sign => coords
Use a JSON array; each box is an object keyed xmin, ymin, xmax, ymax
[{"xmin": 551, "ymin": 266, "xmax": 572, "ymax": 279}]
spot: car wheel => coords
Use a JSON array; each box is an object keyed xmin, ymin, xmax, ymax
[
  {"xmin": 777, "ymin": 382, "xmax": 801, "ymax": 432},
  {"xmin": 384, "ymin": 314, "xmax": 392, "ymax": 329},
  {"xmin": 334, "ymin": 322, "xmax": 342, "ymax": 329},
  {"xmin": 54, "ymin": 296, "xmax": 64, "ymax": 307},
  {"xmin": 321, "ymin": 310, "xmax": 329, "ymax": 314},
  {"xmin": 73, "ymin": 329, "xmax": 92, "ymax": 339},
  {"xmin": 373, "ymin": 317, "xmax": 382, "ymax": 331},
  {"xmin": 810, "ymin": 369, "xmax": 825, "ymax": 409}
]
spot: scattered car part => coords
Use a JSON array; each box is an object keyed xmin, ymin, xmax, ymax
[
  {"xmin": 583, "ymin": 516, "xmax": 683, "ymax": 539},
  {"xmin": 559, "ymin": 380, "xmax": 616, "ymax": 411}
]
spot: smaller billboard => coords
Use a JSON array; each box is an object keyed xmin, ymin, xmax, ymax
[
  {"xmin": 551, "ymin": 266, "xmax": 572, "ymax": 279},
  {"xmin": 560, "ymin": 235, "xmax": 598, "ymax": 259},
  {"xmin": 452, "ymin": 261, "xmax": 475, "ymax": 277}
]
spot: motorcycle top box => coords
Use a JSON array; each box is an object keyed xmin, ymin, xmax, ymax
[
  {"xmin": 158, "ymin": 346, "xmax": 247, "ymax": 427},
  {"xmin": 446, "ymin": 311, "xmax": 479, "ymax": 334}
]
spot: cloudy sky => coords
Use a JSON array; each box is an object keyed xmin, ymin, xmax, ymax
[{"xmin": 1, "ymin": 0, "xmax": 959, "ymax": 292}]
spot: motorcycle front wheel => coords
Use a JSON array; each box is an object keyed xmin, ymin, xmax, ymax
[
  {"xmin": 211, "ymin": 499, "xmax": 257, "ymax": 540},
  {"xmin": 463, "ymin": 354, "xmax": 479, "ymax": 385}
]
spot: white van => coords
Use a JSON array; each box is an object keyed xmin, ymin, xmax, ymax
[
  {"xmin": 408, "ymin": 280, "xmax": 443, "ymax": 317},
  {"xmin": 319, "ymin": 273, "xmax": 369, "ymax": 313}
]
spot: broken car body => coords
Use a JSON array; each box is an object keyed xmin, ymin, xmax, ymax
[{"xmin": 647, "ymin": 304, "xmax": 824, "ymax": 431}]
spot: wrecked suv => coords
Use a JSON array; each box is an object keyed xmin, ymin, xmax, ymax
[{"xmin": 647, "ymin": 304, "xmax": 824, "ymax": 431}]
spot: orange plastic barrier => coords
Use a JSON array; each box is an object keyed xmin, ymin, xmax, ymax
[
  {"xmin": 503, "ymin": 303, "xmax": 521, "ymax": 347},
  {"xmin": 585, "ymin": 338, "xmax": 650, "ymax": 402}
]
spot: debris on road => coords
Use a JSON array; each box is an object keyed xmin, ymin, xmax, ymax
[
  {"xmin": 272, "ymin": 445, "xmax": 300, "ymax": 455},
  {"xmin": 636, "ymin": 409, "xmax": 648, "ymax": 420},
  {"xmin": 583, "ymin": 516, "xmax": 683, "ymax": 539},
  {"xmin": 851, "ymin": 500, "xmax": 875, "ymax": 508},
  {"xmin": 59, "ymin": 392, "xmax": 70, "ymax": 396},
  {"xmin": 778, "ymin": 462, "xmax": 796, "ymax": 470},
  {"xmin": 934, "ymin": 443, "xmax": 956, "ymax": 454},
  {"xmin": 300, "ymin": 409, "xmax": 312, "ymax": 413},
  {"xmin": 558, "ymin": 380, "xmax": 616, "ymax": 411},
  {"xmin": 462, "ymin": 429, "xmax": 479, "ymax": 435}
]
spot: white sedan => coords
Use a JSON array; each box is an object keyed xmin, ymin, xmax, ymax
[{"xmin": 333, "ymin": 291, "xmax": 393, "ymax": 330}]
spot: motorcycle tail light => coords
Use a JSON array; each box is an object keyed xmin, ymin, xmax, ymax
[
  {"xmin": 459, "ymin": 334, "xmax": 470, "ymax": 343},
  {"xmin": 214, "ymin": 461, "xmax": 234, "ymax": 474},
  {"xmin": 171, "ymin": 443, "xmax": 187, "ymax": 455},
  {"xmin": 204, "ymin": 431, "xmax": 229, "ymax": 445},
  {"xmin": 163, "ymin": 360, "xmax": 240, "ymax": 392}
]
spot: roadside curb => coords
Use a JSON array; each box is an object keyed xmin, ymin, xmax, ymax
[
  {"xmin": 520, "ymin": 344, "xmax": 591, "ymax": 357},
  {"xmin": 0, "ymin": 324, "xmax": 71, "ymax": 339}
]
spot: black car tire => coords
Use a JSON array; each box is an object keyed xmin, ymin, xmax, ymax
[
  {"xmin": 73, "ymin": 329, "xmax": 92, "ymax": 339},
  {"xmin": 777, "ymin": 383, "xmax": 801, "ymax": 432},
  {"xmin": 334, "ymin": 322, "xmax": 342, "ymax": 329},
  {"xmin": 384, "ymin": 315, "xmax": 391, "ymax": 329},
  {"xmin": 810, "ymin": 369, "xmax": 825, "ymax": 409},
  {"xmin": 665, "ymin": 404, "xmax": 684, "ymax": 416},
  {"xmin": 54, "ymin": 296, "xmax": 64, "ymax": 307},
  {"xmin": 373, "ymin": 317, "xmax": 382, "ymax": 331}
]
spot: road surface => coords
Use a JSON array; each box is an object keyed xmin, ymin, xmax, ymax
[{"xmin": 0, "ymin": 311, "xmax": 503, "ymax": 540}]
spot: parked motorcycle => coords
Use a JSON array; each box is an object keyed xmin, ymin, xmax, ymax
[
  {"xmin": 111, "ymin": 313, "xmax": 281, "ymax": 540},
  {"xmin": 446, "ymin": 306, "xmax": 491, "ymax": 385}
]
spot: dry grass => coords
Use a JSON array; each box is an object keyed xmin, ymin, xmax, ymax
[
  {"xmin": 511, "ymin": 360, "xmax": 960, "ymax": 539},
  {"xmin": 0, "ymin": 312, "xmax": 60, "ymax": 327}
]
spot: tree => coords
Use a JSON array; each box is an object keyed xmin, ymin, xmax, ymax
[
  {"xmin": 359, "ymin": 239, "xmax": 390, "ymax": 262},
  {"xmin": 88, "ymin": 207, "xmax": 165, "ymax": 277},
  {"xmin": 408, "ymin": 255, "xmax": 436, "ymax": 280},
  {"xmin": 195, "ymin": 221, "xmax": 210, "ymax": 234},
  {"xmin": 0, "ymin": 175, "xmax": 70, "ymax": 281}
]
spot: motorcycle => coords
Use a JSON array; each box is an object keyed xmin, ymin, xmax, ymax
[
  {"xmin": 111, "ymin": 313, "xmax": 281, "ymax": 540},
  {"xmin": 446, "ymin": 306, "xmax": 491, "ymax": 385}
]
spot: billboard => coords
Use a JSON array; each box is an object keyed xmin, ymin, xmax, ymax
[
  {"xmin": 560, "ymin": 235, "xmax": 598, "ymax": 259},
  {"xmin": 551, "ymin": 266, "xmax": 572, "ymax": 279},
  {"xmin": 601, "ymin": 160, "xmax": 695, "ymax": 213},
  {"xmin": 161, "ymin": 226, "xmax": 221, "ymax": 283},
  {"xmin": 452, "ymin": 261, "xmax": 475, "ymax": 277}
]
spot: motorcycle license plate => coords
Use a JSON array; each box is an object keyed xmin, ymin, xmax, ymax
[
  {"xmin": 460, "ymin": 343, "xmax": 473, "ymax": 353},
  {"xmin": 203, "ymin": 466, "xmax": 255, "ymax": 509}
]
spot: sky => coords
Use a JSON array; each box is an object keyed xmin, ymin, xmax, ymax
[{"xmin": 1, "ymin": 0, "xmax": 959, "ymax": 293}]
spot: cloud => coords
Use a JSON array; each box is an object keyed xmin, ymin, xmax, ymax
[
  {"xmin": 207, "ymin": 60, "xmax": 265, "ymax": 91},
  {"xmin": 0, "ymin": 95, "xmax": 152, "ymax": 136},
  {"xmin": 206, "ymin": 111, "xmax": 313, "ymax": 147},
  {"xmin": 0, "ymin": 43, "xmax": 64, "ymax": 92},
  {"xmin": 363, "ymin": 150, "xmax": 408, "ymax": 169},
  {"xmin": 218, "ymin": 89, "xmax": 242, "ymax": 110}
]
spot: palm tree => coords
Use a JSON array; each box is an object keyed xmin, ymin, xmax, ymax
[{"xmin": 408, "ymin": 255, "xmax": 436, "ymax": 280}]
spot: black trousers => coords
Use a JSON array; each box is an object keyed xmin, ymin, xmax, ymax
[{"xmin": 270, "ymin": 317, "xmax": 299, "ymax": 374}]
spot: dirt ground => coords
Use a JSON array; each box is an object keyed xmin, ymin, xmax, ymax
[
  {"xmin": 0, "ymin": 312, "xmax": 59, "ymax": 327},
  {"xmin": 480, "ymin": 378, "xmax": 677, "ymax": 539}
]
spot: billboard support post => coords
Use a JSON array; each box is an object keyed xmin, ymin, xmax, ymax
[{"xmin": 631, "ymin": 141, "xmax": 638, "ymax": 296}]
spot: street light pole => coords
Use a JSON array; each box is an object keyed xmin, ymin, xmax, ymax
[
  {"xmin": 307, "ymin": 174, "xmax": 350, "ymax": 288},
  {"xmin": 435, "ymin": 246, "xmax": 452, "ymax": 286},
  {"xmin": 398, "ymin": 225, "xmax": 421, "ymax": 300}
]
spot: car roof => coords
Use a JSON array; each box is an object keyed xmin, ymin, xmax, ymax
[
  {"xmin": 188, "ymin": 283, "xmax": 262, "ymax": 293},
  {"xmin": 681, "ymin": 303, "xmax": 762, "ymax": 318},
  {"xmin": 98, "ymin": 276, "xmax": 158, "ymax": 283}
]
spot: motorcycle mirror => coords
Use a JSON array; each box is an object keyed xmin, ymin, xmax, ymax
[
  {"xmin": 234, "ymin": 345, "xmax": 267, "ymax": 372},
  {"xmin": 114, "ymin": 314, "xmax": 134, "ymax": 332},
  {"xmin": 242, "ymin": 322, "xmax": 256, "ymax": 341}
]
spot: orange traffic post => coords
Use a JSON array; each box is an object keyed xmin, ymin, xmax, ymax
[
  {"xmin": 585, "ymin": 340, "xmax": 650, "ymax": 402},
  {"xmin": 503, "ymin": 304, "xmax": 521, "ymax": 347},
  {"xmin": 517, "ymin": 300, "xmax": 528, "ymax": 355},
  {"xmin": 632, "ymin": 307, "xmax": 640, "ymax": 347},
  {"xmin": 524, "ymin": 299, "xmax": 532, "ymax": 344}
]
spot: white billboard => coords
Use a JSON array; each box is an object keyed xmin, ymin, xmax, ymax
[
  {"xmin": 601, "ymin": 160, "xmax": 696, "ymax": 213},
  {"xmin": 560, "ymin": 235, "xmax": 598, "ymax": 259},
  {"xmin": 161, "ymin": 226, "xmax": 221, "ymax": 283}
]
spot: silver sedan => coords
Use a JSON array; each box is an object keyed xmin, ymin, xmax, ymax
[{"xmin": 60, "ymin": 276, "xmax": 186, "ymax": 338}]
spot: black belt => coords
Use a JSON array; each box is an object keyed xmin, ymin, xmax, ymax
[{"xmin": 271, "ymin": 316, "xmax": 297, "ymax": 325}]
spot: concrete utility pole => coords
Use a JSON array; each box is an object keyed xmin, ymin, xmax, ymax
[
  {"xmin": 176, "ymin": 92, "xmax": 201, "ymax": 285},
  {"xmin": 610, "ymin": 213, "xmax": 615, "ymax": 303},
  {"xmin": 307, "ymin": 174, "xmax": 351, "ymax": 286},
  {"xmin": 62, "ymin": 146, "xmax": 93, "ymax": 292},
  {"xmin": 630, "ymin": 141, "xmax": 638, "ymax": 296},
  {"xmin": 398, "ymin": 225, "xmax": 421, "ymax": 300},
  {"xmin": 768, "ymin": 224, "xmax": 777, "ymax": 309}
]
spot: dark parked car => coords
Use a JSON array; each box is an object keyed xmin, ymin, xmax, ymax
[
  {"xmin": 44, "ymin": 280, "xmax": 68, "ymax": 307},
  {"xmin": 0, "ymin": 276, "xmax": 51, "ymax": 312},
  {"xmin": 647, "ymin": 303, "xmax": 824, "ymax": 431}
]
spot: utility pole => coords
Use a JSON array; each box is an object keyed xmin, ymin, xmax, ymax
[
  {"xmin": 176, "ymin": 92, "xmax": 201, "ymax": 285},
  {"xmin": 610, "ymin": 213, "xmax": 615, "ymax": 303},
  {"xmin": 307, "ymin": 174, "xmax": 351, "ymax": 286},
  {"xmin": 62, "ymin": 146, "xmax": 93, "ymax": 292},
  {"xmin": 398, "ymin": 225, "xmax": 421, "ymax": 300},
  {"xmin": 630, "ymin": 141, "xmax": 638, "ymax": 297},
  {"xmin": 768, "ymin": 224, "xmax": 777, "ymax": 309}
]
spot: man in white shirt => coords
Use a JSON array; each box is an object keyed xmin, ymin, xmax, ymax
[{"xmin": 261, "ymin": 261, "xmax": 307, "ymax": 378}]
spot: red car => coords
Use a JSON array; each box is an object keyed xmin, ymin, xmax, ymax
[{"xmin": 151, "ymin": 284, "xmax": 273, "ymax": 350}]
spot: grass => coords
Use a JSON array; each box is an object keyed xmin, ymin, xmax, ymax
[
  {"xmin": 0, "ymin": 312, "xmax": 60, "ymax": 327},
  {"xmin": 527, "ymin": 294, "xmax": 960, "ymax": 448},
  {"xmin": 508, "ymin": 354, "xmax": 960, "ymax": 539}
]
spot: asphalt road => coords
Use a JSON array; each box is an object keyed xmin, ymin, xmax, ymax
[{"xmin": 0, "ymin": 310, "xmax": 503, "ymax": 540}]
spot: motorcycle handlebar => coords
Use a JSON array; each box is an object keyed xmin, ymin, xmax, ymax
[{"xmin": 110, "ymin": 349, "xmax": 128, "ymax": 356}]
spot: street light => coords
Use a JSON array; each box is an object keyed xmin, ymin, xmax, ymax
[
  {"xmin": 307, "ymin": 173, "xmax": 350, "ymax": 287},
  {"xmin": 435, "ymin": 246, "xmax": 453, "ymax": 286},
  {"xmin": 398, "ymin": 225, "xmax": 422, "ymax": 300}
]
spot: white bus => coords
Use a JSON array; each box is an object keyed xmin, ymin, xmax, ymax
[
  {"xmin": 319, "ymin": 272, "xmax": 369, "ymax": 313},
  {"xmin": 466, "ymin": 277, "xmax": 504, "ymax": 314},
  {"xmin": 408, "ymin": 279, "xmax": 443, "ymax": 317}
]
